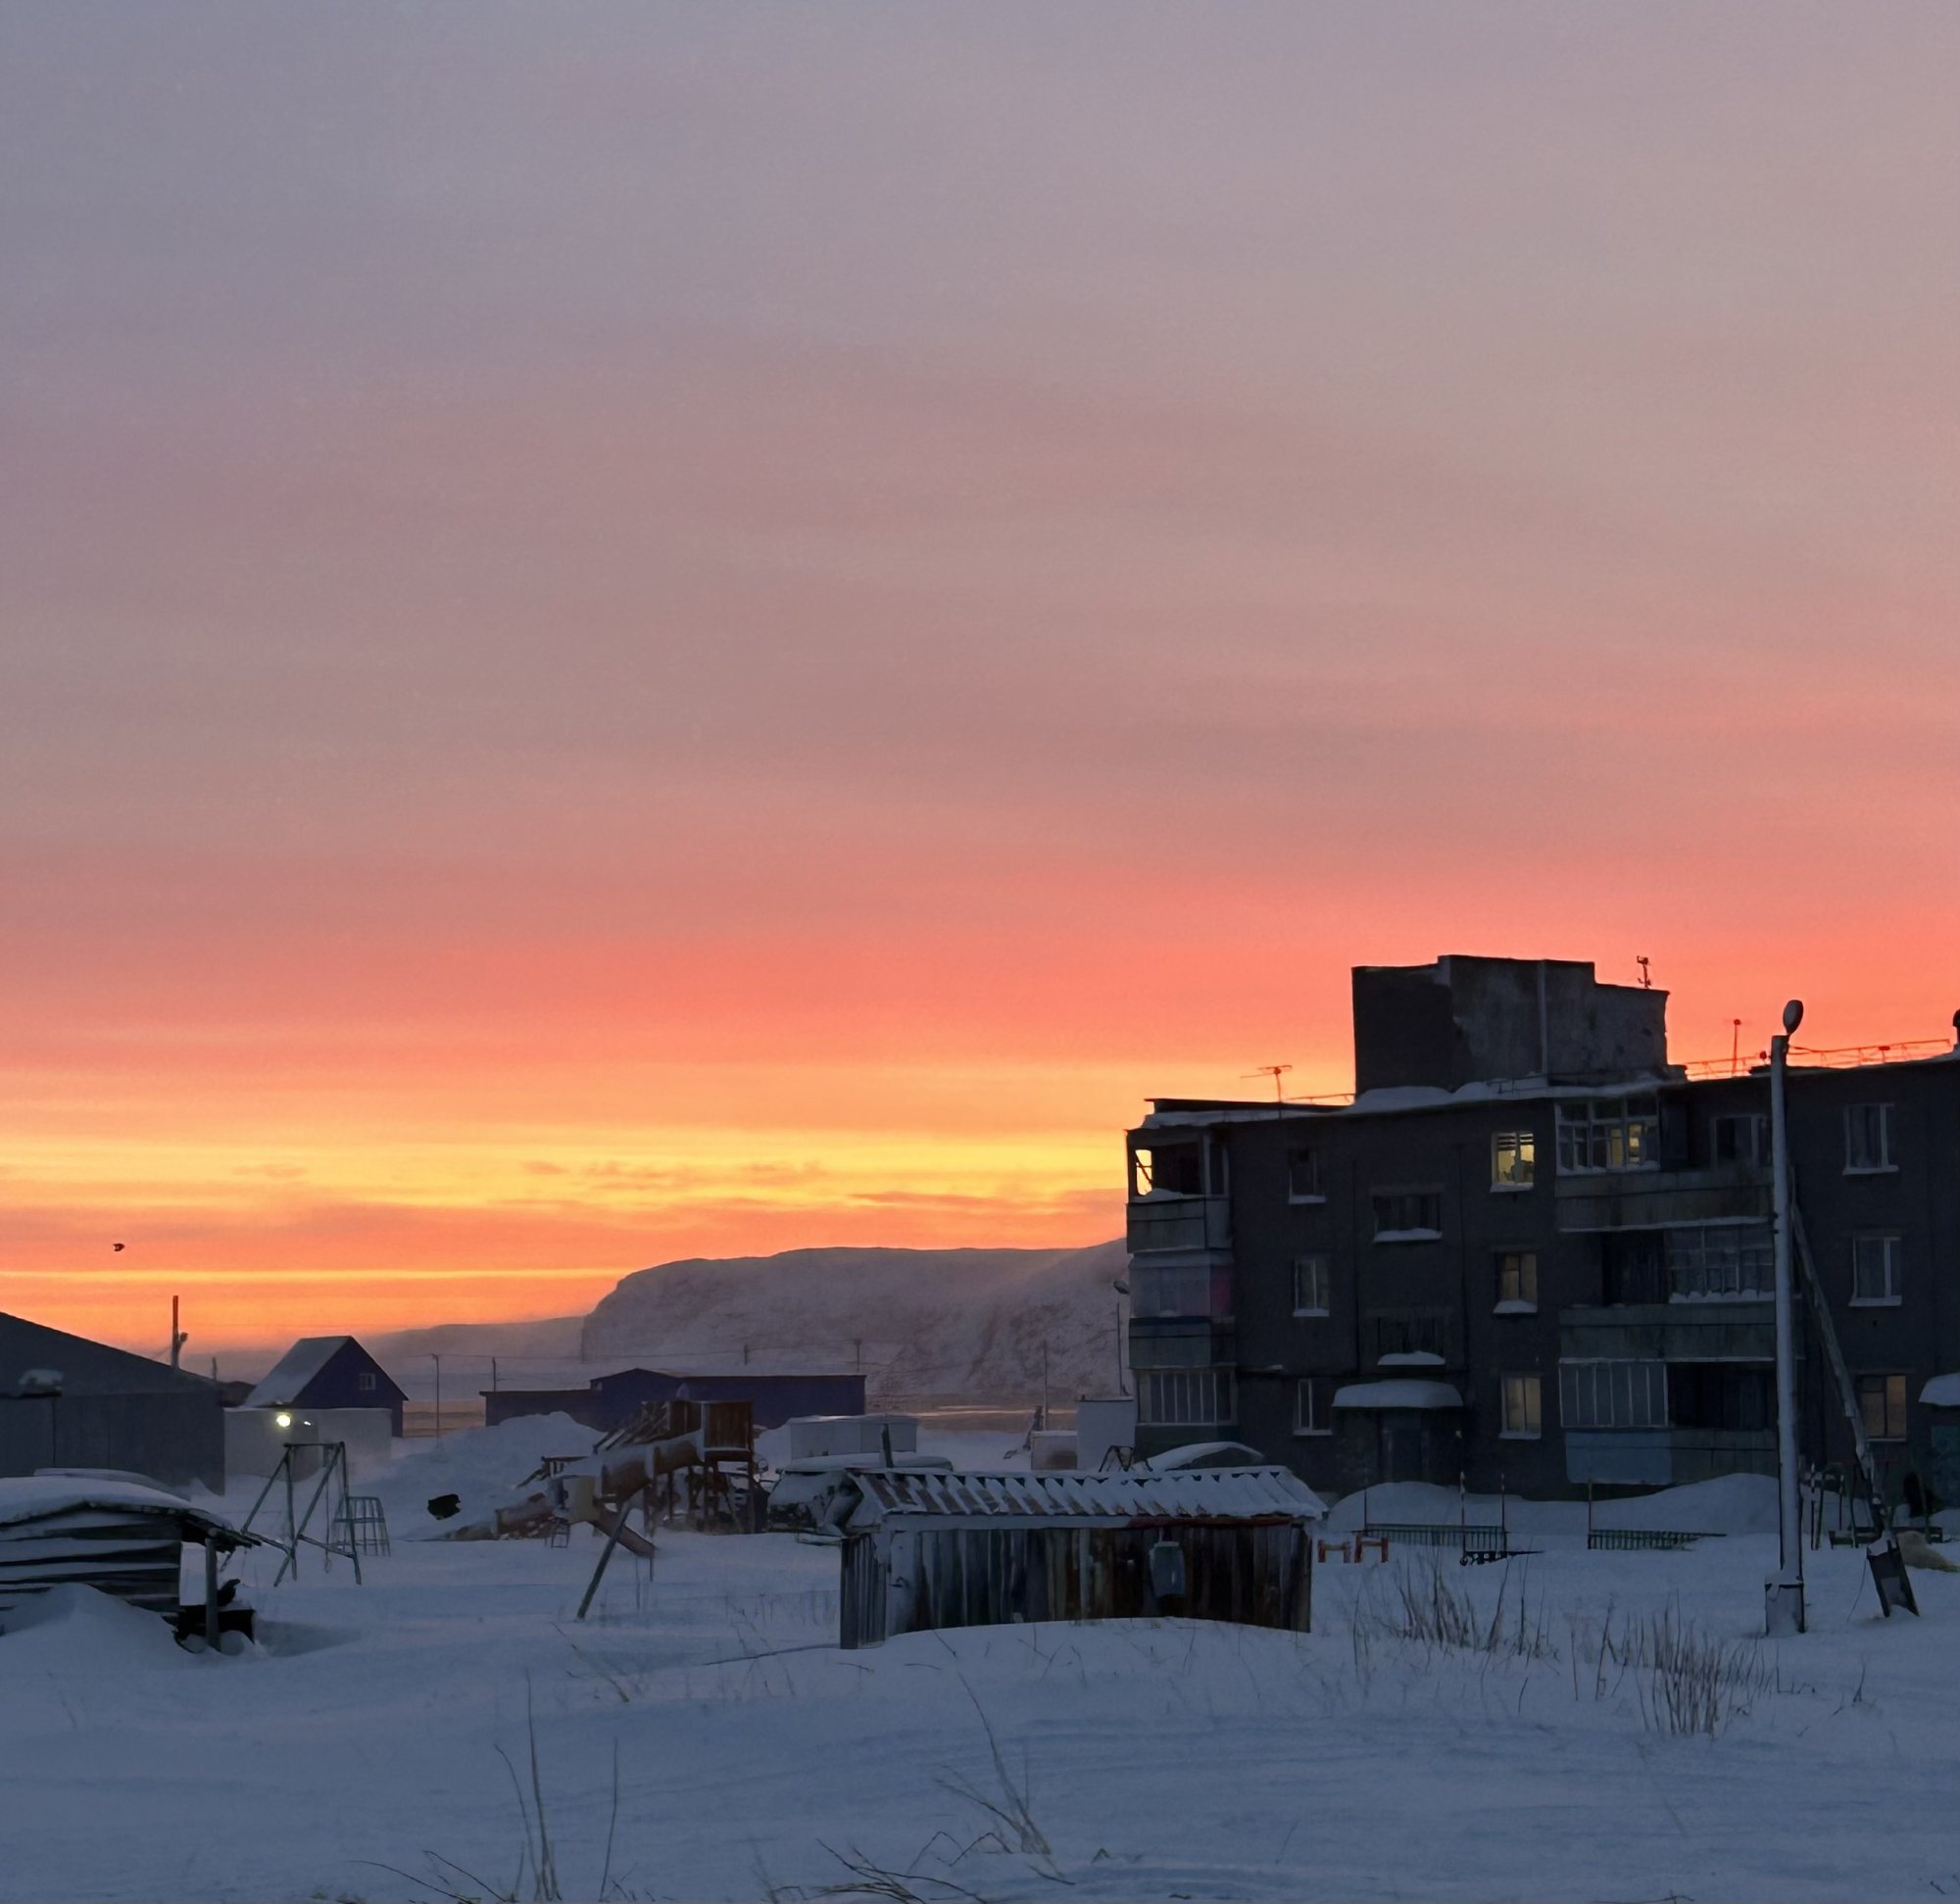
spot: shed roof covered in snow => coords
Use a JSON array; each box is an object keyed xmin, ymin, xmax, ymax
[
  {"xmin": 1331, "ymin": 1380, "xmax": 1463, "ymax": 1410},
  {"xmin": 0, "ymin": 1475, "xmax": 255, "ymax": 1542},
  {"xmin": 844, "ymin": 1465, "xmax": 1324, "ymax": 1527}
]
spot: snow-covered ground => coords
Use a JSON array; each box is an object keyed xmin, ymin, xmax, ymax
[{"xmin": 3, "ymin": 1437, "xmax": 1958, "ymax": 1902}]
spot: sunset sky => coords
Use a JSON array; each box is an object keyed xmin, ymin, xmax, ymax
[{"xmin": 5, "ymin": 6, "xmax": 1958, "ymax": 1355}]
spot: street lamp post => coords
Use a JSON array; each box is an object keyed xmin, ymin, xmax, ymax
[
  {"xmin": 1767, "ymin": 1000, "xmax": 1806, "ymax": 1636},
  {"xmin": 1111, "ymin": 1279, "xmax": 1130, "ymax": 1396}
]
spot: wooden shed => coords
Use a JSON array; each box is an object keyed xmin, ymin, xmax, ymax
[
  {"xmin": 836, "ymin": 1466, "xmax": 1324, "ymax": 1649},
  {"xmin": 0, "ymin": 1477, "xmax": 260, "ymax": 1639}
]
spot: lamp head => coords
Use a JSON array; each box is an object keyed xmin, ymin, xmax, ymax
[{"xmin": 1782, "ymin": 1000, "xmax": 1804, "ymax": 1037}]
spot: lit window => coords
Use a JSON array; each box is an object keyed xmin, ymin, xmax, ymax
[
  {"xmin": 1286, "ymin": 1147, "xmax": 1324, "ymax": 1202},
  {"xmin": 1857, "ymin": 1373, "xmax": 1907, "ymax": 1441},
  {"xmin": 1851, "ymin": 1235, "xmax": 1902, "ymax": 1306},
  {"xmin": 1294, "ymin": 1378, "xmax": 1330, "ymax": 1436},
  {"xmin": 1371, "ymin": 1189, "xmax": 1444, "ymax": 1240},
  {"xmin": 1293, "ymin": 1254, "xmax": 1331, "ymax": 1316},
  {"xmin": 1555, "ymin": 1097, "xmax": 1660, "ymax": 1174},
  {"xmin": 1500, "ymin": 1374, "xmax": 1543, "ymax": 1439},
  {"xmin": 1495, "ymin": 1251, "xmax": 1538, "ymax": 1310},
  {"xmin": 1844, "ymin": 1104, "xmax": 1894, "ymax": 1173},
  {"xmin": 1492, "ymin": 1132, "xmax": 1535, "ymax": 1189}
]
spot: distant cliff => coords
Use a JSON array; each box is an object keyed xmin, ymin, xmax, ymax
[{"xmin": 580, "ymin": 1241, "xmax": 1129, "ymax": 1403}]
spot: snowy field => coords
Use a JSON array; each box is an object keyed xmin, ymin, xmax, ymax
[{"xmin": 4, "ymin": 1431, "xmax": 1959, "ymax": 1903}]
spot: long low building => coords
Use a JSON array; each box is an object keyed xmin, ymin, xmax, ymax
[
  {"xmin": 835, "ymin": 1464, "xmax": 1325, "ymax": 1648},
  {"xmin": 0, "ymin": 1314, "xmax": 225, "ymax": 1489},
  {"xmin": 484, "ymin": 1365, "xmax": 866, "ymax": 1434}
]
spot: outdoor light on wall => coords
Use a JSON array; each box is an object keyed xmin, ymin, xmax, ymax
[{"xmin": 274, "ymin": 1412, "xmax": 293, "ymax": 1429}]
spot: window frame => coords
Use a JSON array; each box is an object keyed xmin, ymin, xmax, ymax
[
  {"xmin": 1711, "ymin": 1112, "xmax": 1769, "ymax": 1167},
  {"xmin": 1139, "ymin": 1368, "xmax": 1237, "ymax": 1428},
  {"xmin": 355, "ymin": 1371, "xmax": 377, "ymax": 1393},
  {"xmin": 1292, "ymin": 1252, "xmax": 1331, "ymax": 1318},
  {"xmin": 1856, "ymin": 1372, "xmax": 1907, "ymax": 1442},
  {"xmin": 1499, "ymin": 1372, "xmax": 1544, "ymax": 1440},
  {"xmin": 1554, "ymin": 1096, "xmax": 1660, "ymax": 1175},
  {"xmin": 1849, "ymin": 1234, "xmax": 1903, "ymax": 1307},
  {"xmin": 1293, "ymin": 1376, "xmax": 1332, "ymax": 1438},
  {"xmin": 1558, "ymin": 1359, "xmax": 1669, "ymax": 1431},
  {"xmin": 1494, "ymin": 1249, "xmax": 1539, "ymax": 1313},
  {"xmin": 1285, "ymin": 1146, "xmax": 1326, "ymax": 1204},
  {"xmin": 1491, "ymin": 1130, "xmax": 1537, "ymax": 1192},
  {"xmin": 1843, "ymin": 1103, "xmax": 1896, "ymax": 1175},
  {"xmin": 1370, "ymin": 1187, "xmax": 1445, "ymax": 1243}
]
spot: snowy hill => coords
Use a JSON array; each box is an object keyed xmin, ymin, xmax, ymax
[{"xmin": 581, "ymin": 1241, "xmax": 1129, "ymax": 1404}]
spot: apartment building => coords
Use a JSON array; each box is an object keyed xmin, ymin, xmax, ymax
[{"xmin": 1125, "ymin": 954, "xmax": 1960, "ymax": 1501}]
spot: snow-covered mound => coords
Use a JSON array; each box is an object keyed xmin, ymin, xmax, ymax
[
  {"xmin": 368, "ymin": 1413, "xmax": 592, "ymax": 1538},
  {"xmin": 582, "ymin": 1240, "xmax": 1128, "ymax": 1402},
  {"xmin": 1324, "ymin": 1472, "xmax": 1780, "ymax": 1537},
  {"xmin": 0, "ymin": 1585, "xmax": 194, "ymax": 1674}
]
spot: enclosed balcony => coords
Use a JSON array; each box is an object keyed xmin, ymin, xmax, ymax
[
  {"xmin": 1126, "ymin": 1130, "xmax": 1232, "ymax": 1255},
  {"xmin": 1554, "ymin": 1163, "xmax": 1770, "ymax": 1234}
]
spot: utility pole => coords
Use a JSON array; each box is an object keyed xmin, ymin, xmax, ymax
[
  {"xmin": 170, "ymin": 1294, "xmax": 187, "ymax": 1370},
  {"xmin": 1767, "ymin": 999, "xmax": 1806, "ymax": 1636},
  {"xmin": 491, "ymin": 1355, "xmax": 499, "ymax": 1393},
  {"xmin": 430, "ymin": 1352, "xmax": 443, "ymax": 1440}
]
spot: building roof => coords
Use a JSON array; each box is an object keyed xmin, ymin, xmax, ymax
[
  {"xmin": 0, "ymin": 1312, "xmax": 218, "ymax": 1396},
  {"xmin": 846, "ymin": 1465, "xmax": 1325, "ymax": 1526},
  {"xmin": 242, "ymin": 1336, "xmax": 399, "ymax": 1408}
]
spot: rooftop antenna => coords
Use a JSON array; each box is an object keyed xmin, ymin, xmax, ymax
[
  {"xmin": 1731, "ymin": 1018, "xmax": 1742, "ymax": 1077},
  {"xmin": 1244, "ymin": 1063, "xmax": 1292, "ymax": 1114},
  {"xmin": 1636, "ymin": 955, "xmax": 1652, "ymax": 990}
]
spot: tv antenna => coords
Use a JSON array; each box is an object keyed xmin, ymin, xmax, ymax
[
  {"xmin": 1244, "ymin": 1063, "xmax": 1292, "ymax": 1110},
  {"xmin": 1636, "ymin": 954, "xmax": 1652, "ymax": 990}
]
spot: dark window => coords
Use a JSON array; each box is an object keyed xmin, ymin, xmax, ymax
[
  {"xmin": 1293, "ymin": 1254, "xmax": 1331, "ymax": 1315},
  {"xmin": 356, "ymin": 1372, "xmax": 377, "ymax": 1392},
  {"xmin": 1495, "ymin": 1251, "xmax": 1538, "ymax": 1309},
  {"xmin": 1371, "ymin": 1311, "xmax": 1448, "ymax": 1361},
  {"xmin": 1851, "ymin": 1236, "xmax": 1902, "ymax": 1305},
  {"xmin": 1602, "ymin": 1232, "xmax": 1666, "ymax": 1306},
  {"xmin": 1286, "ymin": 1147, "xmax": 1324, "ymax": 1200},
  {"xmin": 1668, "ymin": 1364, "xmax": 1774, "ymax": 1433},
  {"xmin": 1844, "ymin": 1104, "xmax": 1894, "ymax": 1172},
  {"xmin": 1712, "ymin": 1113, "xmax": 1769, "ymax": 1165},
  {"xmin": 1294, "ymin": 1377, "xmax": 1333, "ymax": 1436},
  {"xmin": 1371, "ymin": 1189, "xmax": 1443, "ymax": 1239}
]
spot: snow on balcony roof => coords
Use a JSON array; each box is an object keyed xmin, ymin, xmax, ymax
[
  {"xmin": 1920, "ymin": 1374, "xmax": 1960, "ymax": 1408},
  {"xmin": 1331, "ymin": 1380, "xmax": 1463, "ymax": 1411},
  {"xmin": 846, "ymin": 1466, "xmax": 1325, "ymax": 1526}
]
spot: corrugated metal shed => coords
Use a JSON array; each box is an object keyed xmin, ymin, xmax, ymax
[
  {"xmin": 847, "ymin": 1464, "xmax": 1325, "ymax": 1526},
  {"xmin": 836, "ymin": 1467, "xmax": 1323, "ymax": 1648}
]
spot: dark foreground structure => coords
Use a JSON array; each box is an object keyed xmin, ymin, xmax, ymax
[
  {"xmin": 835, "ymin": 1466, "xmax": 1324, "ymax": 1649},
  {"xmin": 486, "ymin": 1366, "xmax": 865, "ymax": 1434},
  {"xmin": 1126, "ymin": 954, "xmax": 1960, "ymax": 1504},
  {"xmin": 0, "ymin": 1314, "xmax": 226, "ymax": 1488}
]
